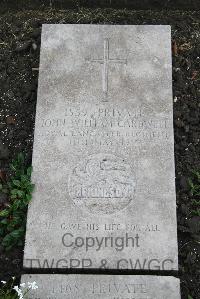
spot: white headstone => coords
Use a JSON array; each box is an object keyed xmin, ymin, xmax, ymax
[{"xmin": 24, "ymin": 25, "xmax": 178, "ymax": 270}]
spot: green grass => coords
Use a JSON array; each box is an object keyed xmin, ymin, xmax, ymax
[
  {"xmin": 0, "ymin": 153, "xmax": 34, "ymax": 251},
  {"xmin": 0, "ymin": 278, "xmax": 19, "ymax": 299},
  {"xmin": 0, "ymin": 279, "xmax": 38, "ymax": 299},
  {"xmin": 189, "ymin": 170, "xmax": 200, "ymax": 216}
]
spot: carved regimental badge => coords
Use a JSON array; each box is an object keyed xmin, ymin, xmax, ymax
[{"xmin": 68, "ymin": 153, "xmax": 136, "ymax": 214}]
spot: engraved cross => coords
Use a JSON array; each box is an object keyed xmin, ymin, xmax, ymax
[{"xmin": 90, "ymin": 38, "xmax": 127, "ymax": 101}]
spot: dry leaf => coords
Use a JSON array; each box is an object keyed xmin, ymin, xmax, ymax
[
  {"xmin": 179, "ymin": 42, "xmax": 192, "ymax": 52},
  {"xmin": 0, "ymin": 170, "xmax": 6, "ymax": 182},
  {"xmin": 6, "ymin": 115, "xmax": 16, "ymax": 125},
  {"xmin": 191, "ymin": 71, "xmax": 198, "ymax": 80},
  {"xmin": 172, "ymin": 40, "xmax": 178, "ymax": 56}
]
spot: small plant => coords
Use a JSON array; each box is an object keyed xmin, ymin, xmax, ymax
[
  {"xmin": 189, "ymin": 170, "xmax": 200, "ymax": 196},
  {"xmin": 188, "ymin": 170, "xmax": 200, "ymax": 216},
  {"xmin": 0, "ymin": 153, "xmax": 34, "ymax": 251},
  {"xmin": 0, "ymin": 278, "xmax": 38, "ymax": 299},
  {"xmin": 188, "ymin": 295, "xmax": 193, "ymax": 299}
]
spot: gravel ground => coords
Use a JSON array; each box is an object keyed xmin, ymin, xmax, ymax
[{"xmin": 0, "ymin": 8, "xmax": 199, "ymax": 299}]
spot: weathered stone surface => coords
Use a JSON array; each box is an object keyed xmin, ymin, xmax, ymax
[
  {"xmin": 23, "ymin": 24, "xmax": 178, "ymax": 270},
  {"xmin": 21, "ymin": 274, "xmax": 181, "ymax": 298}
]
